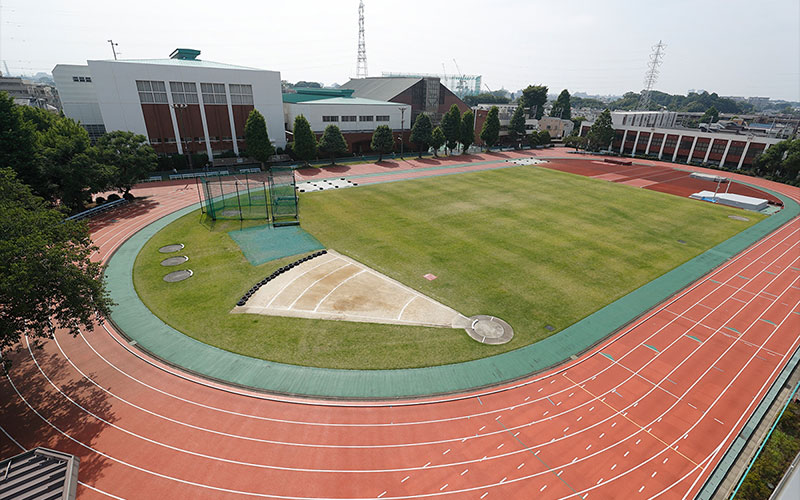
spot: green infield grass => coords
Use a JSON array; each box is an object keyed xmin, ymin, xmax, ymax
[{"xmin": 133, "ymin": 166, "xmax": 764, "ymax": 369}]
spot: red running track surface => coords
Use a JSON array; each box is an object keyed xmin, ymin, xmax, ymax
[{"xmin": 1, "ymin": 155, "xmax": 798, "ymax": 499}]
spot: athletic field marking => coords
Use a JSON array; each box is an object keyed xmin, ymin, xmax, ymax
[
  {"xmin": 287, "ymin": 262, "xmax": 353, "ymax": 309},
  {"xmin": 312, "ymin": 269, "xmax": 365, "ymax": 312},
  {"xmin": 600, "ymin": 353, "xmax": 615, "ymax": 362},
  {"xmin": 397, "ymin": 295, "xmax": 418, "ymax": 320},
  {"xmin": 265, "ymin": 256, "xmax": 341, "ymax": 308},
  {"xmin": 564, "ymin": 374, "xmax": 698, "ymax": 467},
  {"xmin": 644, "ymin": 344, "xmax": 660, "ymax": 353},
  {"xmin": 32, "ymin": 201, "xmax": 800, "ymax": 498},
  {"xmin": 758, "ymin": 318, "xmax": 776, "ymax": 326}
]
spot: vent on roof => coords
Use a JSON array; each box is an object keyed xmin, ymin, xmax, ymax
[{"xmin": 169, "ymin": 48, "xmax": 201, "ymax": 60}]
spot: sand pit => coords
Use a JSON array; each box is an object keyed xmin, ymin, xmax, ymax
[{"xmin": 234, "ymin": 250, "xmax": 472, "ymax": 329}]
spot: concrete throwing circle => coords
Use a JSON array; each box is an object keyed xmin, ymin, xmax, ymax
[
  {"xmin": 160, "ymin": 255, "xmax": 189, "ymax": 267},
  {"xmin": 221, "ymin": 209, "xmax": 241, "ymax": 217},
  {"xmin": 163, "ymin": 269, "xmax": 193, "ymax": 282},
  {"xmin": 464, "ymin": 315, "xmax": 514, "ymax": 345},
  {"xmin": 158, "ymin": 243, "xmax": 184, "ymax": 253}
]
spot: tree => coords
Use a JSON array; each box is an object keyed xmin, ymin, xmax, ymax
[
  {"xmin": 754, "ymin": 138, "xmax": 800, "ymax": 181},
  {"xmin": 586, "ymin": 109, "xmax": 615, "ymax": 151},
  {"xmin": 244, "ymin": 109, "xmax": 275, "ymax": 164},
  {"xmin": 370, "ymin": 125, "xmax": 394, "ymax": 162},
  {"xmin": 699, "ymin": 106, "xmax": 719, "ymax": 124},
  {"xmin": 291, "ymin": 115, "xmax": 317, "ymax": 165},
  {"xmin": 460, "ymin": 110, "xmax": 475, "ymax": 154},
  {"xmin": 508, "ymin": 105, "xmax": 526, "ymax": 148},
  {"xmin": 430, "ymin": 126, "xmax": 446, "ymax": 158},
  {"xmin": 479, "ymin": 106, "xmax": 500, "ymax": 151},
  {"xmin": 410, "ymin": 113, "xmax": 433, "ymax": 158},
  {"xmin": 93, "ymin": 131, "xmax": 157, "ymax": 196},
  {"xmin": 550, "ymin": 89, "xmax": 572, "ymax": 120},
  {"xmin": 441, "ymin": 104, "xmax": 461, "ymax": 154},
  {"xmin": 0, "ymin": 92, "xmax": 36, "ymax": 190},
  {"xmin": 521, "ymin": 85, "xmax": 548, "ymax": 119},
  {"xmin": 564, "ymin": 135, "xmax": 587, "ymax": 151},
  {"xmin": 463, "ymin": 93, "xmax": 511, "ymax": 106},
  {"xmin": 317, "ymin": 124, "xmax": 348, "ymax": 165},
  {"xmin": 36, "ymin": 116, "xmax": 110, "ymax": 212},
  {"xmin": 0, "ymin": 167, "xmax": 114, "ymax": 359},
  {"xmin": 538, "ymin": 130, "xmax": 551, "ymax": 145}
]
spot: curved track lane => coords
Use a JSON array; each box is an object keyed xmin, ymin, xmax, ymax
[{"xmin": 1, "ymin": 157, "xmax": 798, "ymax": 499}]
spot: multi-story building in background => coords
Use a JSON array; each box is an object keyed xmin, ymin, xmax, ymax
[
  {"xmin": 283, "ymin": 88, "xmax": 410, "ymax": 154},
  {"xmin": 579, "ymin": 111, "xmax": 783, "ymax": 169},
  {"xmin": 52, "ymin": 65, "xmax": 106, "ymax": 140},
  {"xmin": 53, "ymin": 49, "xmax": 285, "ymax": 157},
  {"xmin": 341, "ymin": 76, "xmax": 469, "ymax": 125}
]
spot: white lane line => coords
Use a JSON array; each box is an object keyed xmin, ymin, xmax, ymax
[
  {"xmin": 401, "ymin": 476, "xmax": 409, "ymax": 483},
  {"xmin": 265, "ymin": 256, "xmax": 341, "ymax": 308},
  {"xmin": 288, "ymin": 262, "xmax": 353, "ymax": 309},
  {"xmin": 397, "ymin": 295, "xmax": 418, "ymax": 320},
  {"xmin": 312, "ymin": 269, "xmax": 366, "ymax": 312}
]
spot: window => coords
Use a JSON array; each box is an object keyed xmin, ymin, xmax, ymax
[
  {"xmin": 341, "ymin": 116, "xmax": 357, "ymax": 122},
  {"xmin": 86, "ymin": 77, "xmax": 92, "ymax": 82},
  {"xmin": 136, "ymin": 80, "xmax": 168, "ymax": 103},
  {"xmin": 201, "ymin": 83, "xmax": 227, "ymax": 104},
  {"xmin": 728, "ymin": 144, "xmax": 745, "ymax": 156},
  {"xmin": 711, "ymin": 140, "xmax": 727, "ymax": 154},
  {"xmin": 650, "ymin": 136, "xmax": 663, "ymax": 148},
  {"xmin": 229, "ymin": 84, "xmax": 254, "ymax": 105},
  {"xmin": 72, "ymin": 76, "xmax": 79, "ymax": 82},
  {"xmin": 376, "ymin": 115, "xmax": 390, "ymax": 122},
  {"xmin": 694, "ymin": 141, "xmax": 709, "ymax": 153},
  {"xmin": 664, "ymin": 137, "xmax": 677, "ymax": 149},
  {"xmin": 170, "ymin": 81, "xmax": 199, "ymax": 104},
  {"xmin": 359, "ymin": 115, "xmax": 373, "ymax": 122},
  {"xmin": 322, "ymin": 116, "xmax": 339, "ymax": 122}
]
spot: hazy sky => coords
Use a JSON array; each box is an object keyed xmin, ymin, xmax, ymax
[{"xmin": 1, "ymin": 0, "xmax": 798, "ymax": 100}]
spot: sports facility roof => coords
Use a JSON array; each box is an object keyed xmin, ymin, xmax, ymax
[{"xmin": 340, "ymin": 77, "xmax": 422, "ymax": 102}]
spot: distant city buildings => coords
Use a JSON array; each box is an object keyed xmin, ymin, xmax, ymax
[{"xmin": 0, "ymin": 75, "xmax": 60, "ymax": 111}]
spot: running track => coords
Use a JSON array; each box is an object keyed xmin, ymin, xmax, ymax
[{"xmin": 1, "ymin": 152, "xmax": 799, "ymax": 499}]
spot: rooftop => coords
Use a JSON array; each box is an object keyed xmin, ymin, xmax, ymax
[
  {"xmin": 283, "ymin": 88, "xmax": 406, "ymax": 106},
  {"xmin": 341, "ymin": 77, "xmax": 423, "ymax": 102},
  {"xmin": 90, "ymin": 48, "xmax": 262, "ymax": 71}
]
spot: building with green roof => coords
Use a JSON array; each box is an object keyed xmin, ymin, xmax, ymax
[{"xmin": 283, "ymin": 88, "xmax": 411, "ymax": 154}]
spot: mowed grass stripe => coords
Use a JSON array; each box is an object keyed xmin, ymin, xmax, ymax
[{"xmin": 133, "ymin": 166, "xmax": 762, "ymax": 369}]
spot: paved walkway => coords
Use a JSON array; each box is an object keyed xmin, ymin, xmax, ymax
[{"xmin": 104, "ymin": 154, "xmax": 800, "ymax": 399}]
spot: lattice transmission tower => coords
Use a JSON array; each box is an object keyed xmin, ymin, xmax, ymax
[
  {"xmin": 356, "ymin": 1, "xmax": 368, "ymax": 78},
  {"xmin": 637, "ymin": 40, "xmax": 666, "ymax": 111}
]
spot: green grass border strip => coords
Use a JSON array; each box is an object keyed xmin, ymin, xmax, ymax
[{"xmin": 105, "ymin": 178, "xmax": 799, "ymax": 399}]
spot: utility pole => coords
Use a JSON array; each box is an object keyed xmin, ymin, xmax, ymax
[
  {"xmin": 398, "ymin": 106, "xmax": 405, "ymax": 159},
  {"xmin": 107, "ymin": 39, "xmax": 119, "ymax": 60},
  {"xmin": 356, "ymin": 1, "xmax": 368, "ymax": 78}
]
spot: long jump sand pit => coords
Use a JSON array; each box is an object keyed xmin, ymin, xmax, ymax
[{"xmin": 234, "ymin": 250, "xmax": 472, "ymax": 329}]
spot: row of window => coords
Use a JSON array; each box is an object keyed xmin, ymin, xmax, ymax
[
  {"xmin": 150, "ymin": 136, "xmax": 244, "ymax": 144},
  {"xmin": 136, "ymin": 80, "xmax": 254, "ymax": 105},
  {"xmin": 72, "ymin": 76, "xmax": 92, "ymax": 83},
  {"xmin": 321, "ymin": 115, "xmax": 390, "ymax": 123}
]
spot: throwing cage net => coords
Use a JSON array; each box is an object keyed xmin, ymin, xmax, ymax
[
  {"xmin": 199, "ymin": 169, "xmax": 298, "ymax": 225},
  {"xmin": 268, "ymin": 166, "xmax": 299, "ymax": 227}
]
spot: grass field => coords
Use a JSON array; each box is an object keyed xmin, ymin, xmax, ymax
[{"xmin": 133, "ymin": 166, "xmax": 764, "ymax": 369}]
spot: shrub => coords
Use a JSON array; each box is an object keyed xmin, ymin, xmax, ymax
[
  {"xmin": 107, "ymin": 193, "xmax": 121, "ymax": 202},
  {"xmin": 94, "ymin": 196, "xmax": 106, "ymax": 205}
]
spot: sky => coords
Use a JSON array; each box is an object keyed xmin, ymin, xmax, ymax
[{"xmin": 1, "ymin": 0, "xmax": 799, "ymax": 101}]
